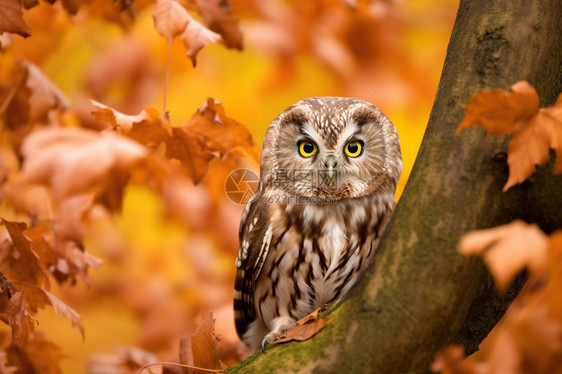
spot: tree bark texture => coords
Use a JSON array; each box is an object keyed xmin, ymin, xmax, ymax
[{"xmin": 227, "ymin": 0, "xmax": 562, "ymax": 372}]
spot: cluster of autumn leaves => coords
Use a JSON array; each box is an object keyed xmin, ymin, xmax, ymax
[
  {"xmin": 433, "ymin": 83, "xmax": 562, "ymax": 373},
  {"xmin": 1, "ymin": 0, "xmax": 258, "ymax": 371}
]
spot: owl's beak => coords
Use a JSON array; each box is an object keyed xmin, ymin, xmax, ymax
[
  {"xmin": 325, "ymin": 170, "xmax": 336, "ymax": 187},
  {"xmin": 322, "ymin": 156, "xmax": 338, "ymax": 188}
]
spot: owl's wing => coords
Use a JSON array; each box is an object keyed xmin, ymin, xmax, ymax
[{"xmin": 233, "ymin": 192, "xmax": 273, "ymax": 340}]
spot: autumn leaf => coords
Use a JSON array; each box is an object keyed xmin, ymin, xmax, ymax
[
  {"xmin": 187, "ymin": 98, "xmax": 259, "ymax": 162},
  {"xmin": 181, "ymin": 16, "xmax": 222, "ymax": 67},
  {"xmin": 456, "ymin": 81, "xmax": 562, "ymax": 190},
  {"xmin": 196, "ymin": 0, "xmax": 243, "ymax": 50},
  {"xmin": 456, "ymin": 81, "xmax": 539, "ymax": 135},
  {"xmin": 25, "ymin": 61, "xmax": 68, "ymax": 122},
  {"xmin": 0, "ymin": 60, "xmax": 68, "ymax": 149},
  {"xmin": 17, "ymin": 284, "xmax": 85, "ymax": 339},
  {"xmin": 3, "ymin": 292, "xmax": 35, "ymax": 347},
  {"xmin": 19, "ymin": 127, "xmax": 148, "ymax": 202},
  {"xmin": 0, "ymin": 0, "xmax": 32, "ymax": 37},
  {"xmin": 458, "ymin": 220, "xmax": 548, "ymax": 290},
  {"xmin": 0, "ymin": 219, "xmax": 48, "ymax": 288},
  {"xmin": 7, "ymin": 333, "xmax": 65, "ymax": 374},
  {"xmin": 25, "ymin": 222, "xmax": 103, "ymax": 285},
  {"xmin": 153, "ymin": 0, "xmax": 224, "ymax": 66},
  {"xmin": 191, "ymin": 312, "xmax": 225, "ymax": 374},
  {"xmin": 273, "ymin": 305, "xmax": 329, "ymax": 345}
]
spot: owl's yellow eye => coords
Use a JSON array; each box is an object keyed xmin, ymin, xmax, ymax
[
  {"xmin": 298, "ymin": 141, "xmax": 317, "ymax": 158},
  {"xmin": 344, "ymin": 140, "xmax": 363, "ymax": 157}
]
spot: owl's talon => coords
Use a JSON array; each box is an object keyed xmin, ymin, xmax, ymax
[{"xmin": 261, "ymin": 337, "xmax": 270, "ymax": 352}]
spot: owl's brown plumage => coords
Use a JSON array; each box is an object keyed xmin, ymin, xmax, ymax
[{"xmin": 233, "ymin": 97, "xmax": 402, "ymax": 350}]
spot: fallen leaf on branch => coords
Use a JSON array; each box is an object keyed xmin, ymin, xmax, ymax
[
  {"xmin": 273, "ymin": 305, "xmax": 329, "ymax": 344},
  {"xmin": 458, "ymin": 220, "xmax": 548, "ymax": 290},
  {"xmin": 456, "ymin": 81, "xmax": 562, "ymax": 190}
]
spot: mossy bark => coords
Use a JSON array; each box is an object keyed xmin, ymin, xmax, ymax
[{"xmin": 227, "ymin": 0, "xmax": 562, "ymax": 372}]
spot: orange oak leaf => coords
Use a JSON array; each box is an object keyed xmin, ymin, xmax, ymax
[
  {"xmin": 186, "ymin": 98, "xmax": 259, "ymax": 162},
  {"xmin": 458, "ymin": 220, "xmax": 548, "ymax": 290},
  {"xmin": 457, "ymin": 81, "xmax": 539, "ymax": 135},
  {"xmin": 457, "ymin": 81, "xmax": 562, "ymax": 190},
  {"xmin": 153, "ymin": 0, "xmax": 224, "ymax": 66},
  {"xmin": 0, "ymin": 0, "xmax": 32, "ymax": 37},
  {"xmin": 273, "ymin": 305, "xmax": 329, "ymax": 344}
]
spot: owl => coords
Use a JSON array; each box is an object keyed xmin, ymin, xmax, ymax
[{"xmin": 233, "ymin": 97, "xmax": 402, "ymax": 351}]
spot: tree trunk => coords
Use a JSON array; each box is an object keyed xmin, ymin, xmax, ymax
[{"xmin": 227, "ymin": 0, "xmax": 562, "ymax": 372}]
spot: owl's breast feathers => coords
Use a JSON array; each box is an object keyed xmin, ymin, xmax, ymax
[{"xmin": 233, "ymin": 190, "xmax": 395, "ymax": 341}]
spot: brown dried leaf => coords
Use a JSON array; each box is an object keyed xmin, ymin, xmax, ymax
[
  {"xmin": 153, "ymin": 0, "xmax": 190, "ymax": 43},
  {"xmin": 153, "ymin": 0, "xmax": 224, "ymax": 66},
  {"xmin": 191, "ymin": 312, "xmax": 224, "ymax": 374},
  {"xmin": 42, "ymin": 288, "xmax": 84, "ymax": 339},
  {"xmin": 4, "ymin": 292, "xmax": 35, "ymax": 347},
  {"xmin": 25, "ymin": 221, "xmax": 103, "ymax": 285},
  {"xmin": 0, "ymin": 0, "xmax": 32, "ymax": 37},
  {"xmin": 196, "ymin": 0, "xmax": 243, "ymax": 50},
  {"xmin": 457, "ymin": 81, "xmax": 562, "ymax": 190},
  {"xmin": 19, "ymin": 127, "xmax": 148, "ymax": 202},
  {"xmin": 504, "ymin": 114, "xmax": 552, "ymax": 191},
  {"xmin": 181, "ymin": 16, "xmax": 222, "ymax": 67},
  {"xmin": 273, "ymin": 305, "xmax": 329, "ymax": 344},
  {"xmin": 7, "ymin": 333, "xmax": 65, "ymax": 374},
  {"xmin": 458, "ymin": 220, "xmax": 548, "ymax": 290},
  {"xmin": 456, "ymin": 81, "xmax": 539, "ymax": 136},
  {"xmin": 25, "ymin": 62, "xmax": 68, "ymax": 122},
  {"xmin": 0, "ymin": 219, "xmax": 47, "ymax": 287}
]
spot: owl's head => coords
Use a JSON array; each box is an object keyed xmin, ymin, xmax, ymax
[{"xmin": 260, "ymin": 97, "xmax": 402, "ymax": 202}]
